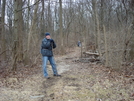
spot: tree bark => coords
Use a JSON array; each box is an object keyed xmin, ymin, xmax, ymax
[
  {"xmin": 1, "ymin": 0, "xmax": 6, "ymax": 60},
  {"xmin": 12, "ymin": 0, "xmax": 19, "ymax": 70},
  {"xmin": 12, "ymin": 0, "xmax": 24, "ymax": 70},
  {"xmin": 47, "ymin": 0, "xmax": 52, "ymax": 32},
  {"xmin": 129, "ymin": 0, "xmax": 134, "ymax": 60},
  {"xmin": 100, "ymin": 0, "xmax": 104, "ymax": 32},
  {"xmin": 18, "ymin": 0, "xmax": 24, "ymax": 62},
  {"xmin": 59, "ymin": 0, "xmax": 65, "ymax": 54},
  {"xmin": 26, "ymin": 0, "xmax": 30, "ymax": 33},
  {"xmin": 27, "ymin": 0, "xmax": 38, "ymax": 52},
  {"xmin": 103, "ymin": 25, "xmax": 108, "ymax": 67},
  {"xmin": 92, "ymin": 0, "xmax": 97, "ymax": 51},
  {"xmin": 40, "ymin": 0, "xmax": 45, "ymax": 34},
  {"xmin": 94, "ymin": 0, "xmax": 101, "ymax": 55},
  {"xmin": 24, "ymin": 0, "xmax": 39, "ymax": 65}
]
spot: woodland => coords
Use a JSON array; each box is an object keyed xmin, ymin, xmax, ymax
[
  {"xmin": 0, "ymin": 0, "xmax": 134, "ymax": 101},
  {"xmin": 0, "ymin": 0, "xmax": 134, "ymax": 70}
]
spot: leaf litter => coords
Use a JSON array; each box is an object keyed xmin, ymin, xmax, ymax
[{"xmin": 0, "ymin": 47, "xmax": 134, "ymax": 101}]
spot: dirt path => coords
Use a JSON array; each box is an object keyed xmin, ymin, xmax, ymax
[{"xmin": 0, "ymin": 48, "xmax": 134, "ymax": 101}]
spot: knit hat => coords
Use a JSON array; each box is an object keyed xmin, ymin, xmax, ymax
[{"xmin": 45, "ymin": 32, "xmax": 50, "ymax": 36}]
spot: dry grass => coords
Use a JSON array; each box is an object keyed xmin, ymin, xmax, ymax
[{"xmin": 0, "ymin": 47, "xmax": 134, "ymax": 101}]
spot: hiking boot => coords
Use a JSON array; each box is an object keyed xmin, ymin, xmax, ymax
[{"xmin": 53, "ymin": 74, "xmax": 61, "ymax": 77}]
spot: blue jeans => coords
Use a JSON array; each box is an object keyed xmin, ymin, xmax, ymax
[{"xmin": 42, "ymin": 56, "xmax": 58, "ymax": 77}]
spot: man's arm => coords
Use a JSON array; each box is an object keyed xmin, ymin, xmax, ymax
[
  {"xmin": 53, "ymin": 40, "xmax": 56, "ymax": 48},
  {"xmin": 50, "ymin": 39, "xmax": 56, "ymax": 49}
]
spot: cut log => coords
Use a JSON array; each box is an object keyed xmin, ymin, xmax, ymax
[
  {"xmin": 83, "ymin": 52, "xmax": 99, "ymax": 56},
  {"xmin": 73, "ymin": 58, "xmax": 100, "ymax": 63},
  {"xmin": 83, "ymin": 52, "xmax": 99, "ymax": 58}
]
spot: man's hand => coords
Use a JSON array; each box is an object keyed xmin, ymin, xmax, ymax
[{"xmin": 50, "ymin": 39, "xmax": 54, "ymax": 43}]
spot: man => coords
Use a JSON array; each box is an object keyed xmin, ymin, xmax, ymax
[
  {"xmin": 41, "ymin": 32, "xmax": 61, "ymax": 79},
  {"xmin": 77, "ymin": 41, "xmax": 81, "ymax": 47}
]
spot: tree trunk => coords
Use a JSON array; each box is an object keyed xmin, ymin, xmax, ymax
[
  {"xmin": 0, "ymin": 0, "xmax": 1, "ymax": 13},
  {"xmin": 100, "ymin": 0, "xmax": 104, "ymax": 32},
  {"xmin": 59, "ymin": 0, "xmax": 65, "ymax": 54},
  {"xmin": 17, "ymin": 0, "xmax": 24, "ymax": 62},
  {"xmin": 129, "ymin": 0, "xmax": 134, "ymax": 60},
  {"xmin": 96, "ymin": 11, "xmax": 101, "ymax": 55},
  {"xmin": 103, "ymin": 25, "xmax": 108, "ymax": 67},
  {"xmin": 40, "ymin": 0, "xmax": 45, "ymax": 35},
  {"xmin": 94, "ymin": 0, "xmax": 101, "ymax": 55},
  {"xmin": 27, "ymin": 0, "xmax": 38, "ymax": 52},
  {"xmin": 12, "ymin": 0, "xmax": 24, "ymax": 70},
  {"xmin": 92, "ymin": 0, "xmax": 97, "ymax": 51},
  {"xmin": 26, "ymin": 0, "xmax": 30, "ymax": 33},
  {"xmin": 47, "ymin": 0, "xmax": 52, "ymax": 32},
  {"xmin": 1, "ymin": 0, "xmax": 6, "ymax": 60},
  {"xmin": 12, "ymin": 0, "xmax": 19, "ymax": 70},
  {"xmin": 24, "ymin": 0, "xmax": 39, "ymax": 65}
]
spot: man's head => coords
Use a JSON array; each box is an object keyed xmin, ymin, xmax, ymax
[{"xmin": 45, "ymin": 32, "xmax": 51, "ymax": 39}]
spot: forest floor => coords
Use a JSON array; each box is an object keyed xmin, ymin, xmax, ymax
[{"xmin": 0, "ymin": 47, "xmax": 134, "ymax": 101}]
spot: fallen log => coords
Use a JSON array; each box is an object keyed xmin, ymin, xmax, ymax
[
  {"xmin": 80, "ymin": 58, "xmax": 100, "ymax": 62},
  {"xmin": 73, "ymin": 58, "xmax": 100, "ymax": 63},
  {"xmin": 83, "ymin": 52, "xmax": 99, "ymax": 58},
  {"xmin": 83, "ymin": 52, "xmax": 99, "ymax": 56}
]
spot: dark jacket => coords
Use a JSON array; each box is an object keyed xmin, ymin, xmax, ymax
[{"xmin": 41, "ymin": 38, "xmax": 56, "ymax": 56}]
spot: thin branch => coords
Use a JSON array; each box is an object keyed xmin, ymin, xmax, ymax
[
  {"xmin": 0, "ymin": 49, "xmax": 10, "ymax": 56},
  {"xmin": 0, "ymin": 23, "xmax": 10, "ymax": 27},
  {"xmin": 17, "ymin": 0, "xmax": 41, "ymax": 12}
]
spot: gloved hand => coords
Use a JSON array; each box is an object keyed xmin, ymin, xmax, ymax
[{"xmin": 50, "ymin": 39, "xmax": 54, "ymax": 43}]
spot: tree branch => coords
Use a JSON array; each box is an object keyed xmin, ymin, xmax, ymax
[{"xmin": 17, "ymin": 0, "xmax": 41, "ymax": 12}]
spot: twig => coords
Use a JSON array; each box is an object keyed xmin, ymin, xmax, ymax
[
  {"xmin": 30, "ymin": 53, "xmax": 41, "ymax": 68},
  {"xmin": 17, "ymin": 0, "xmax": 41, "ymax": 12},
  {"xmin": 0, "ymin": 49, "xmax": 10, "ymax": 56}
]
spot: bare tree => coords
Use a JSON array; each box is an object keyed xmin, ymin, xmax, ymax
[
  {"xmin": 1, "ymin": 0, "xmax": 134, "ymax": 71},
  {"xmin": 40, "ymin": 0, "xmax": 45, "ymax": 35},
  {"xmin": 12, "ymin": 0, "xmax": 24, "ymax": 70},
  {"xmin": 25, "ymin": 0, "xmax": 39, "ymax": 65}
]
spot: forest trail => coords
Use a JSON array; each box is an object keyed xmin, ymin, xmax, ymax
[{"xmin": 0, "ymin": 47, "xmax": 134, "ymax": 101}]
